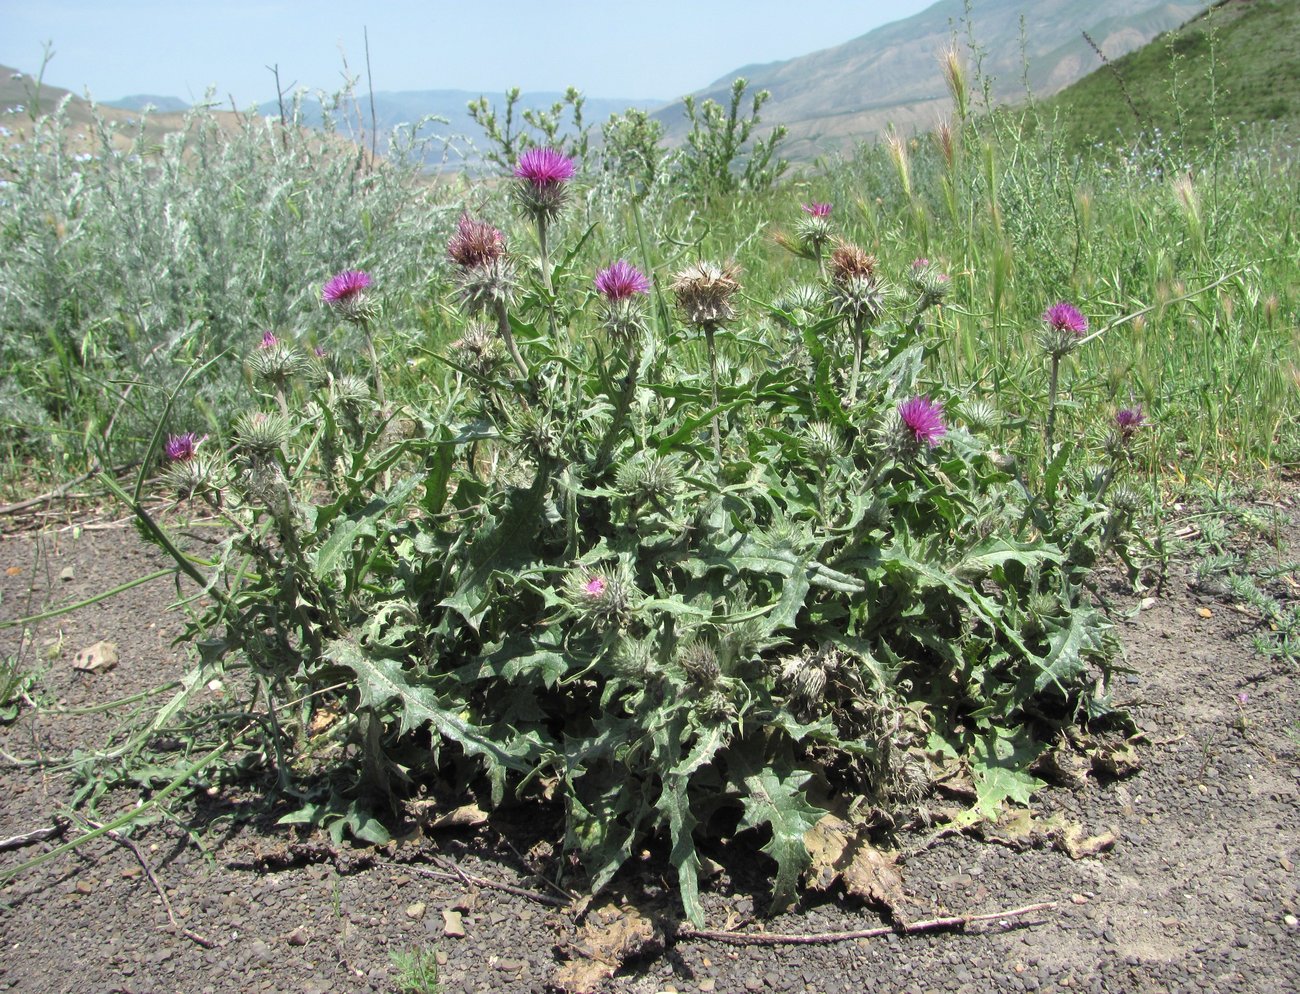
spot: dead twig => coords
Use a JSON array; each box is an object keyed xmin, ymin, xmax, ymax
[
  {"xmin": 87, "ymin": 820, "xmax": 215, "ymax": 948},
  {"xmin": 410, "ymin": 856, "xmax": 571, "ymax": 909},
  {"xmin": 0, "ymin": 817, "xmax": 69, "ymax": 852},
  {"xmin": 676, "ymin": 901, "xmax": 1058, "ymax": 946}
]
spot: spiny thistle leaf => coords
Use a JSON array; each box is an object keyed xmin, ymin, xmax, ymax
[
  {"xmin": 325, "ymin": 639, "xmax": 531, "ymax": 801},
  {"xmin": 730, "ymin": 750, "xmax": 823, "ymax": 914}
]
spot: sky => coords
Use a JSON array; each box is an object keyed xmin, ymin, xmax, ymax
[{"xmin": 0, "ymin": 1, "xmax": 937, "ymax": 107}]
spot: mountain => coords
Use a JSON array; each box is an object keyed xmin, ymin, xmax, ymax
[
  {"xmin": 656, "ymin": 0, "xmax": 1207, "ymax": 160},
  {"xmin": 1043, "ymin": 0, "xmax": 1300, "ymax": 149},
  {"xmin": 105, "ymin": 94, "xmax": 190, "ymax": 113}
]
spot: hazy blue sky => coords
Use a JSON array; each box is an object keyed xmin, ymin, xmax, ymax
[{"xmin": 1, "ymin": 1, "xmax": 937, "ymax": 106}]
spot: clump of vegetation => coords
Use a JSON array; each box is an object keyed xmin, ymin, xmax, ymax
[{"xmin": 111, "ymin": 143, "xmax": 1155, "ymax": 924}]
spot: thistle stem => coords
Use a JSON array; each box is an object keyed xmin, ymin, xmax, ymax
[
  {"xmin": 593, "ymin": 345, "xmax": 641, "ymax": 472},
  {"xmin": 705, "ymin": 324, "xmax": 722, "ymax": 454},
  {"xmin": 1044, "ymin": 352, "xmax": 1062, "ymax": 468},
  {"xmin": 537, "ymin": 215, "xmax": 559, "ymax": 342},
  {"xmin": 847, "ymin": 318, "xmax": 865, "ymax": 404},
  {"xmin": 494, "ymin": 300, "xmax": 531, "ymax": 382},
  {"xmin": 361, "ymin": 320, "xmax": 385, "ymax": 409}
]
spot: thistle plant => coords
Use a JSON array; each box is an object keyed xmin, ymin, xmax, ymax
[
  {"xmin": 447, "ymin": 212, "xmax": 527, "ymax": 380},
  {"xmin": 127, "ymin": 197, "xmax": 1137, "ymax": 932},
  {"xmin": 322, "ymin": 269, "xmax": 383, "ymax": 407},
  {"xmin": 795, "ymin": 202, "xmax": 835, "ymax": 274},
  {"xmin": 1040, "ymin": 300, "xmax": 1089, "ymax": 461},
  {"xmin": 671, "ymin": 260, "xmax": 741, "ymax": 453},
  {"xmin": 826, "ymin": 242, "xmax": 890, "ymax": 404},
  {"xmin": 512, "ymin": 147, "xmax": 576, "ymax": 338}
]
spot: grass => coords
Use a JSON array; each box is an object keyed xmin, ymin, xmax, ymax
[
  {"xmin": 388, "ymin": 946, "xmax": 441, "ymax": 994},
  {"xmin": 1044, "ymin": 0, "xmax": 1300, "ymax": 152}
]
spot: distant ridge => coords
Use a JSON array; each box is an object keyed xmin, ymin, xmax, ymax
[
  {"xmin": 656, "ymin": 0, "xmax": 1207, "ymax": 160},
  {"xmin": 105, "ymin": 94, "xmax": 190, "ymax": 113}
]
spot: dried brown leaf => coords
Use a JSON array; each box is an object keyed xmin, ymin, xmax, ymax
[{"xmin": 552, "ymin": 900, "xmax": 665, "ymax": 994}]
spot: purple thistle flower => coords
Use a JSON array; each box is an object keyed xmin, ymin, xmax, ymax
[
  {"xmin": 1115, "ymin": 406, "xmax": 1145, "ymax": 435},
  {"xmin": 164, "ymin": 432, "xmax": 200, "ymax": 462},
  {"xmin": 515, "ymin": 147, "xmax": 576, "ymax": 188},
  {"xmin": 584, "ymin": 576, "xmax": 607, "ymax": 598},
  {"xmin": 314, "ymin": 345, "xmax": 329, "ymax": 358},
  {"xmin": 594, "ymin": 260, "xmax": 651, "ymax": 301},
  {"xmin": 448, "ymin": 212, "xmax": 505, "ymax": 268},
  {"xmin": 801, "ymin": 202, "xmax": 832, "ymax": 218},
  {"xmin": 322, "ymin": 269, "xmax": 372, "ymax": 307},
  {"xmin": 912, "ymin": 257, "xmax": 930, "ymax": 268},
  {"xmin": 1043, "ymin": 301, "xmax": 1088, "ymax": 336},
  {"xmin": 258, "ymin": 330, "xmax": 278, "ymax": 350},
  {"xmin": 898, "ymin": 396, "xmax": 947, "ymax": 448}
]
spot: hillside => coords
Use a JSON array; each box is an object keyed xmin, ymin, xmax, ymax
[
  {"xmin": 657, "ymin": 0, "xmax": 1207, "ymax": 160},
  {"xmin": 1042, "ymin": 0, "xmax": 1300, "ymax": 148}
]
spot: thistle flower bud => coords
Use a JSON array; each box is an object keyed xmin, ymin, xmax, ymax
[
  {"xmin": 613, "ymin": 637, "xmax": 656, "ymax": 679},
  {"xmin": 161, "ymin": 452, "xmax": 221, "ymax": 501},
  {"xmin": 960, "ymin": 398, "xmax": 1001, "ymax": 434},
  {"xmin": 1038, "ymin": 301, "xmax": 1089, "ymax": 358},
  {"xmin": 678, "ymin": 638, "xmax": 721, "ymax": 687},
  {"xmin": 615, "ymin": 453, "xmax": 681, "ymax": 504},
  {"xmin": 773, "ymin": 282, "xmax": 824, "ymax": 327},
  {"xmin": 804, "ymin": 420, "xmax": 843, "ymax": 464},
  {"xmin": 505, "ymin": 407, "xmax": 561, "ymax": 461},
  {"xmin": 246, "ymin": 340, "xmax": 309, "ymax": 386},
  {"xmin": 907, "ymin": 258, "xmax": 951, "ymax": 310},
  {"xmin": 512, "ymin": 147, "xmax": 576, "ymax": 224},
  {"xmin": 671, "ymin": 260, "xmax": 741, "ymax": 329},
  {"xmin": 333, "ymin": 374, "xmax": 372, "ymax": 411},
  {"xmin": 232, "ymin": 410, "xmax": 294, "ymax": 456},
  {"xmin": 794, "ymin": 202, "xmax": 834, "ymax": 255},
  {"xmin": 449, "ymin": 322, "xmax": 506, "ymax": 378},
  {"xmin": 321, "ymin": 269, "xmax": 376, "ymax": 324},
  {"xmin": 453, "ymin": 256, "xmax": 518, "ymax": 316},
  {"xmin": 566, "ymin": 564, "xmax": 634, "ymax": 625},
  {"xmin": 1110, "ymin": 484, "xmax": 1144, "ymax": 516}
]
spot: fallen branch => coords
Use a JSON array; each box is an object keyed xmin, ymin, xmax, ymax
[
  {"xmin": 676, "ymin": 901, "xmax": 1057, "ymax": 946},
  {"xmin": 0, "ymin": 464, "xmax": 135, "ymax": 517},
  {"xmin": 0, "ymin": 817, "xmax": 69, "ymax": 852},
  {"xmin": 87, "ymin": 820, "xmax": 215, "ymax": 949},
  {"xmin": 410, "ymin": 856, "xmax": 571, "ymax": 909}
]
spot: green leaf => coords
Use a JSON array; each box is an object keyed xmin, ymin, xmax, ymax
[
  {"xmin": 325, "ymin": 639, "xmax": 531, "ymax": 800},
  {"xmin": 730, "ymin": 752, "xmax": 821, "ymax": 914},
  {"xmin": 969, "ymin": 726, "xmax": 1046, "ymax": 821},
  {"xmin": 1031, "ymin": 605, "xmax": 1110, "ymax": 695},
  {"xmin": 658, "ymin": 773, "xmax": 704, "ymax": 927},
  {"xmin": 440, "ymin": 464, "xmax": 550, "ymax": 630}
]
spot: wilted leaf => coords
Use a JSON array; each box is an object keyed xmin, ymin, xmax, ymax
[
  {"xmin": 72, "ymin": 640, "xmax": 117, "ymax": 673},
  {"xmin": 552, "ymin": 900, "xmax": 665, "ymax": 994},
  {"xmin": 803, "ymin": 815, "xmax": 906, "ymax": 920}
]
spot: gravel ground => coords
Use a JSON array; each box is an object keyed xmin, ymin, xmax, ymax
[{"xmin": 1, "ymin": 505, "xmax": 1298, "ymax": 994}]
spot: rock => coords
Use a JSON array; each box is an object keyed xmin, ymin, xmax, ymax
[
  {"xmin": 405, "ymin": 902, "xmax": 426, "ymax": 921},
  {"xmin": 442, "ymin": 909, "xmax": 466, "ymax": 938},
  {"xmin": 284, "ymin": 927, "xmax": 309, "ymax": 946}
]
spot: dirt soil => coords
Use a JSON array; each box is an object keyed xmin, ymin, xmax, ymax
[{"xmin": 1, "ymin": 507, "xmax": 1298, "ymax": 994}]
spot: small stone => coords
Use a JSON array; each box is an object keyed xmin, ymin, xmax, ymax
[
  {"xmin": 1196, "ymin": 607, "xmax": 1212, "ymax": 619},
  {"xmin": 1284, "ymin": 914, "xmax": 1298, "ymax": 927},
  {"xmin": 442, "ymin": 909, "xmax": 466, "ymax": 938},
  {"xmin": 405, "ymin": 902, "xmax": 426, "ymax": 920},
  {"xmin": 495, "ymin": 959, "xmax": 524, "ymax": 972},
  {"xmin": 1070, "ymin": 894, "xmax": 1089, "ymax": 905},
  {"xmin": 743, "ymin": 977, "xmax": 763, "ymax": 992},
  {"xmin": 74, "ymin": 879, "xmax": 95, "ymax": 895},
  {"xmin": 121, "ymin": 866, "xmax": 143, "ymax": 879},
  {"xmin": 434, "ymin": 950, "xmax": 448, "ymax": 966},
  {"xmin": 1139, "ymin": 597, "xmax": 1157, "ymax": 610},
  {"xmin": 1281, "ymin": 857, "xmax": 1294, "ymax": 872},
  {"xmin": 59, "ymin": 566, "xmax": 75, "ymax": 582},
  {"xmin": 700, "ymin": 981, "xmax": 717, "ymax": 992},
  {"xmin": 284, "ymin": 927, "xmax": 308, "ymax": 947}
]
